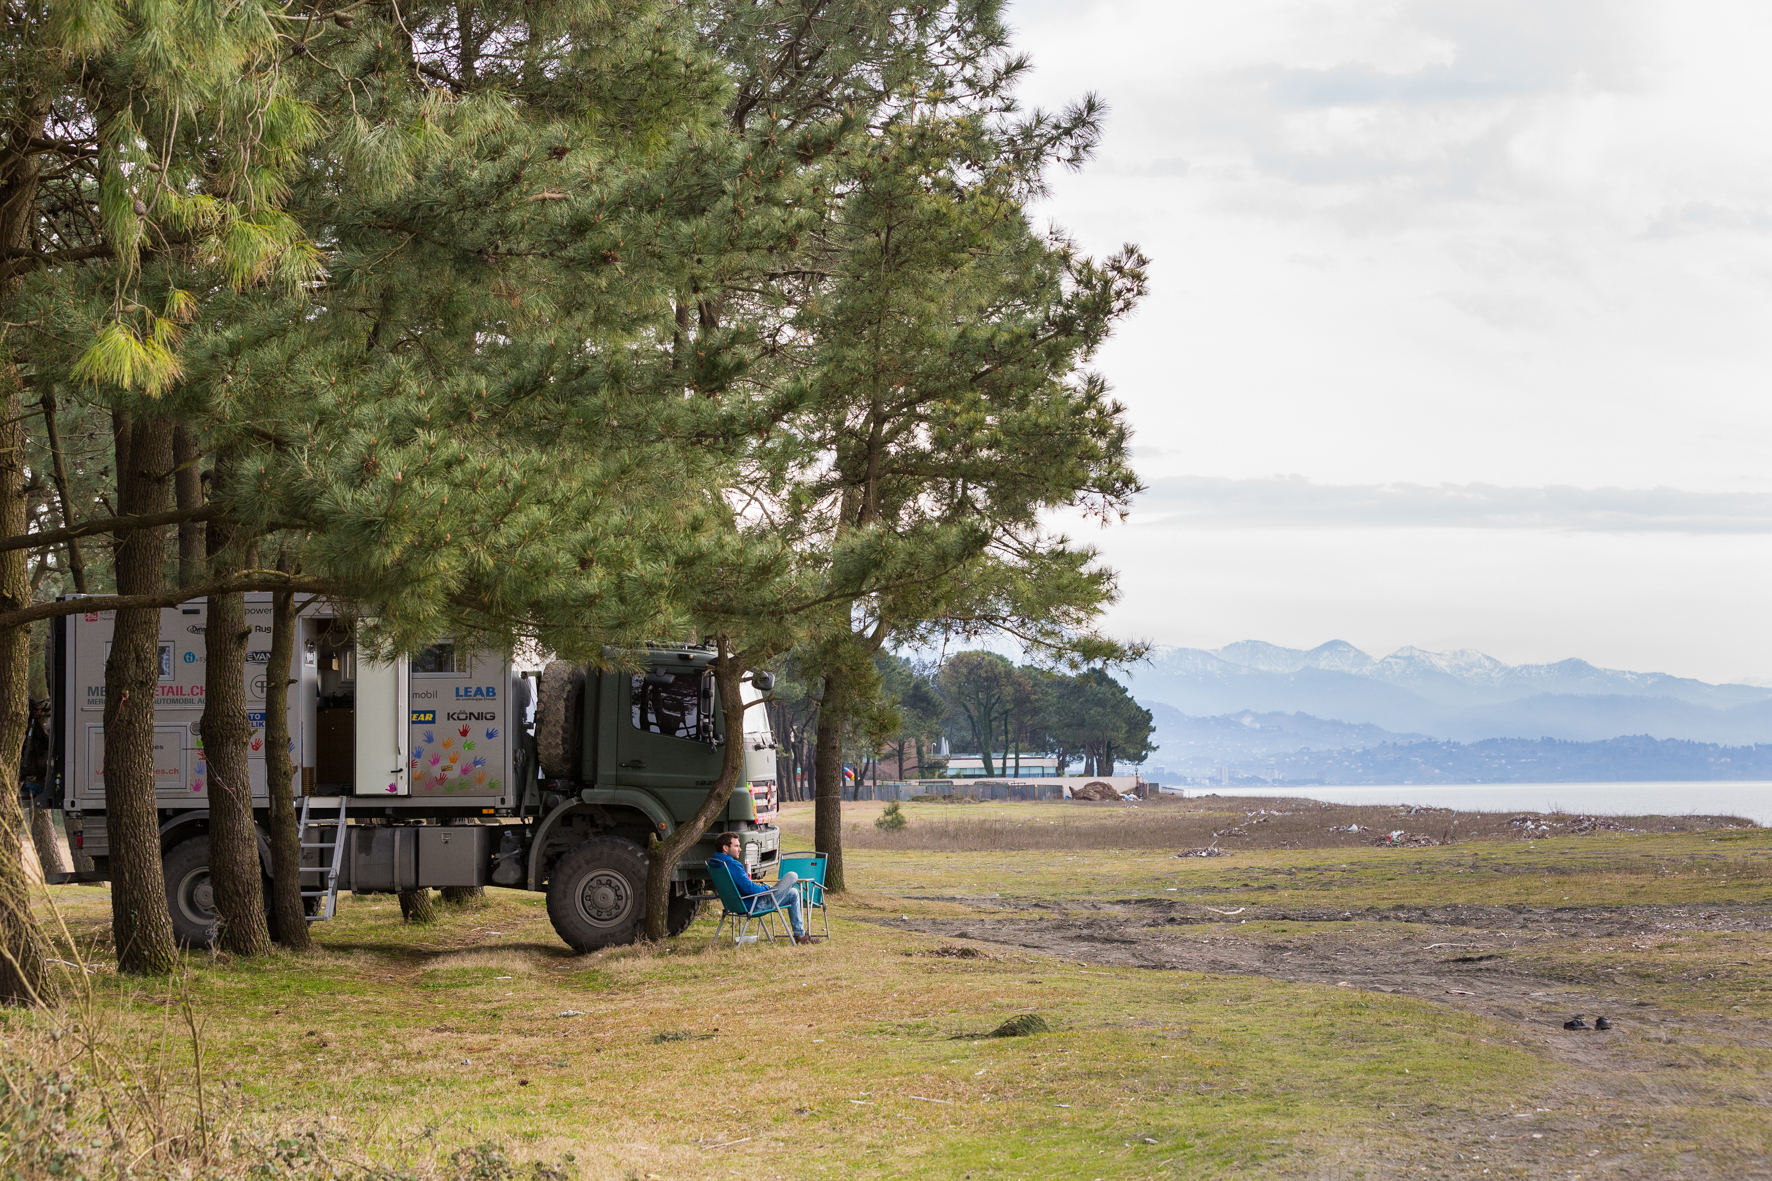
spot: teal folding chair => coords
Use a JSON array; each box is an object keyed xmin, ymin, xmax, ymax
[
  {"xmin": 776, "ymin": 852, "xmax": 829, "ymax": 940},
  {"xmin": 706, "ymin": 859, "xmax": 791, "ymax": 946}
]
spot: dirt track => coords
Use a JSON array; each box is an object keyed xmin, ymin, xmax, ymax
[{"xmin": 872, "ymin": 897, "xmax": 1772, "ymax": 1179}]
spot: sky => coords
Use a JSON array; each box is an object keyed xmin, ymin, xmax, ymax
[{"xmin": 1006, "ymin": 0, "xmax": 1772, "ymax": 685}]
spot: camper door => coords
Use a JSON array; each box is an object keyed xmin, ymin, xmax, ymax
[{"xmin": 355, "ymin": 652, "xmax": 410, "ymax": 796}]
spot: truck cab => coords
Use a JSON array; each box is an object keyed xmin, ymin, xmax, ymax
[{"xmin": 525, "ymin": 650, "xmax": 780, "ymax": 948}]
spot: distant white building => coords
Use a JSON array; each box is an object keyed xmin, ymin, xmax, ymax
[{"xmin": 944, "ymin": 755, "xmax": 1065, "ymax": 779}]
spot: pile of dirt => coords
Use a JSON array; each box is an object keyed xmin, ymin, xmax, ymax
[{"xmin": 1069, "ymin": 781, "xmax": 1122, "ymax": 801}]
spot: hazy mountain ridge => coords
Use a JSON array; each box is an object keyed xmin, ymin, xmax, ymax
[
  {"xmin": 1252, "ymin": 734, "xmax": 1772, "ymax": 786},
  {"xmin": 1142, "ymin": 702, "xmax": 1428, "ymax": 765},
  {"xmin": 1126, "ymin": 641, "xmax": 1772, "ymax": 745},
  {"xmin": 1139, "ymin": 703, "xmax": 1772, "ymax": 785}
]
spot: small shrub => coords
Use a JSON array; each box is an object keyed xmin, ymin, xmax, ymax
[
  {"xmin": 989, "ymin": 1013, "xmax": 1050, "ymax": 1038},
  {"xmin": 875, "ymin": 801, "xmax": 907, "ymax": 831}
]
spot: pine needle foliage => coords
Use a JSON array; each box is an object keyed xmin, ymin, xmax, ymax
[{"xmin": 172, "ymin": 0, "xmax": 853, "ymax": 663}]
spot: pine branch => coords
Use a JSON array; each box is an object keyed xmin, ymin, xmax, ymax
[
  {"xmin": 0, "ymin": 504, "xmax": 225, "ymax": 555},
  {"xmin": 0, "ymin": 574, "xmax": 333, "ymax": 632}
]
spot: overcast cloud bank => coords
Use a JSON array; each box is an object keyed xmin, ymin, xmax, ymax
[{"xmin": 1134, "ymin": 477, "xmax": 1772, "ymax": 533}]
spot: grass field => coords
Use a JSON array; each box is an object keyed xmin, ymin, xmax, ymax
[{"xmin": 6, "ymin": 795, "xmax": 1771, "ymax": 1180}]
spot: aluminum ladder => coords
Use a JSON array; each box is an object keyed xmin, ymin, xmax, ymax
[{"xmin": 298, "ymin": 795, "xmax": 350, "ymax": 921}]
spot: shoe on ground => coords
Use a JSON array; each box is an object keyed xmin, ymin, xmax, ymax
[
  {"xmin": 793, "ymin": 934, "xmax": 823, "ymax": 945},
  {"xmin": 1594, "ymin": 1016, "xmax": 1612, "ymax": 1030},
  {"xmin": 1564, "ymin": 1015, "xmax": 1590, "ymax": 1030}
]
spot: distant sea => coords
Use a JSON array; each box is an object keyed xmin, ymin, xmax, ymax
[{"xmin": 1177, "ymin": 781, "xmax": 1772, "ymax": 827}]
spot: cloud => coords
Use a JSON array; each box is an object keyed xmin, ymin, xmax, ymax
[
  {"xmin": 1146, "ymin": 0, "xmax": 1658, "ymax": 203},
  {"xmin": 1256, "ymin": 0, "xmax": 1648, "ymax": 110},
  {"xmin": 1132, "ymin": 476, "xmax": 1772, "ymax": 533}
]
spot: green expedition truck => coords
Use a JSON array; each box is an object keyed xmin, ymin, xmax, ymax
[{"xmin": 51, "ymin": 598, "xmax": 780, "ymax": 952}]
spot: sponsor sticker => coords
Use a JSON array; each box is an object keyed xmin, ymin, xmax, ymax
[{"xmin": 411, "ymin": 710, "xmax": 436, "ymax": 723}]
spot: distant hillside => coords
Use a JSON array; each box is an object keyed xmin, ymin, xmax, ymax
[
  {"xmin": 1256, "ymin": 735, "xmax": 1772, "ymax": 785},
  {"xmin": 1142, "ymin": 702, "xmax": 1426, "ymax": 766},
  {"xmin": 1125, "ymin": 641, "xmax": 1772, "ymax": 745}
]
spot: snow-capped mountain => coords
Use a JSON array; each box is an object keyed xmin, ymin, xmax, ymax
[{"xmin": 1124, "ymin": 641, "xmax": 1772, "ymax": 744}]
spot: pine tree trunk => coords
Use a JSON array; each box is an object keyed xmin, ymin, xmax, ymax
[
  {"xmin": 813, "ymin": 666, "xmax": 846, "ymax": 893},
  {"xmin": 201, "ymin": 577, "xmax": 271, "ymax": 957},
  {"xmin": 398, "ymin": 889, "xmax": 438, "ymax": 924},
  {"xmin": 106, "ymin": 413, "xmax": 180, "ymax": 976},
  {"xmin": 0, "ymin": 369, "xmax": 50, "ymax": 1002},
  {"xmin": 40, "ymin": 393, "xmax": 87, "ymax": 594},
  {"xmin": 0, "ymin": 91, "xmax": 55, "ymax": 1001},
  {"xmin": 263, "ymin": 584, "xmax": 309, "ymax": 950},
  {"xmin": 29, "ymin": 804, "xmax": 66, "ymax": 877},
  {"xmin": 173, "ymin": 424, "xmax": 204, "ymax": 587}
]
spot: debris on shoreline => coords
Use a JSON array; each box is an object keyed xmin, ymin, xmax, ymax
[{"xmin": 1373, "ymin": 830, "xmax": 1441, "ymax": 847}]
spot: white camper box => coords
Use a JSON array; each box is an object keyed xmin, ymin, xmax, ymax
[{"xmin": 58, "ymin": 597, "xmax": 520, "ymax": 824}]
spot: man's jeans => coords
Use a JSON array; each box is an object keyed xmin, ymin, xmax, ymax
[{"xmin": 768, "ymin": 871, "xmax": 805, "ymax": 936}]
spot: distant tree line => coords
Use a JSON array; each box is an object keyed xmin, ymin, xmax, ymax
[{"xmin": 766, "ymin": 650, "xmax": 1154, "ymax": 793}]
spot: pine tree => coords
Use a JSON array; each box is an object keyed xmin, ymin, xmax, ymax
[
  {"xmin": 743, "ymin": 102, "xmax": 1147, "ymax": 888},
  {"xmin": 2, "ymin": 0, "xmax": 324, "ymax": 976}
]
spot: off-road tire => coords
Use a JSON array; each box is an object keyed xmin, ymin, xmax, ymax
[
  {"xmin": 546, "ymin": 836, "xmax": 648, "ymax": 952},
  {"xmin": 163, "ymin": 837, "xmax": 219, "ymax": 947},
  {"xmin": 536, "ymin": 661, "xmax": 585, "ymax": 780},
  {"xmin": 667, "ymin": 894, "xmax": 702, "ymax": 937}
]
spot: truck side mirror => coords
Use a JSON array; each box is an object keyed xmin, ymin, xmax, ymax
[{"xmin": 750, "ymin": 671, "xmax": 775, "ymax": 692}]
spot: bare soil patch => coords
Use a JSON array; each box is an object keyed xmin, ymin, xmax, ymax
[
  {"xmin": 824, "ymin": 792, "xmax": 1753, "ymax": 852},
  {"xmin": 833, "ymin": 797, "xmax": 1771, "ymax": 1178},
  {"xmin": 876, "ymin": 898, "xmax": 1772, "ymax": 1179}
]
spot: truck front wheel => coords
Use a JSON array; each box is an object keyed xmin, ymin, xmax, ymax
[
  {"xmin": 163, "ymin": 837, "xmax": 220, "ymax": 947},
  {"xmin": 546, "ymin": 836, "xmax": 648, "ymax": 951}
]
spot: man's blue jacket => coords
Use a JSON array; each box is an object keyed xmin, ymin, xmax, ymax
[{"xmin": 709, "ymin": 851, "xmax": 766, "ymax": 897}]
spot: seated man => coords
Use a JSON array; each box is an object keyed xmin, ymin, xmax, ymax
[{"xmin": 708, "ymin": 832, "xmax": 818, "ymax": 944}]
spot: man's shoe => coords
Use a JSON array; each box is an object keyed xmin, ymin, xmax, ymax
[
  {"xmin": 1564, "ymin": 1015, "xmax": 1590, "ymax": 1030},
  {"xmin": 1594, "ymin": 1016, "xmax": 1612, "ymax": 1030},
  {"xmin": 793, "ymin": 934, "xmax": 822, "ymax": 945}
]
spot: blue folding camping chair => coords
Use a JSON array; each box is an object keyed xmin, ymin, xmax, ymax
[
  {"xmin": 775, "ymin": 852, "xmax": 829, "ymax": 939},
  {"xmin": 706, "ymin": 859, "xmax": 793, "ymax": 946}
]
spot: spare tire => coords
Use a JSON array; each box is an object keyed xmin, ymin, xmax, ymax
[{"xmin": 536, "ymin": 660, "xmax": 585, "ymax": 780}]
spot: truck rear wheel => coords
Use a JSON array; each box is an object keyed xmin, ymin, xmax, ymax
[
  {"xmin": 546, "ymin": 836, "xmax": 647, "ymax": 951},
  {"xmin": 536, "ymin": 661, "xmax": 585, "ymax": 780},
  {"xmin": 163, "ymin": 837, "xmax": 220, "ymax": 947}
]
